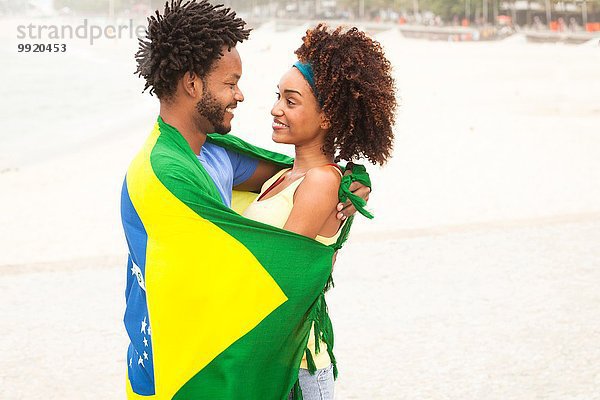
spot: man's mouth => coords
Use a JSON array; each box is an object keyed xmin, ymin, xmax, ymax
[{"xmin": 226, "ymin": 106, "xmax": 236, "ymax": 115}]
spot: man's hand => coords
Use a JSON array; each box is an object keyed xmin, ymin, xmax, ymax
[{"xmin": 336, "ymin": 169, "xmax": 371, "ymax": 220}]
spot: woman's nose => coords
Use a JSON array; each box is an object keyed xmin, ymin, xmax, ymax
[{"xmin": 271, "ymin": 101, "xmax": 283, "ymax": 117}]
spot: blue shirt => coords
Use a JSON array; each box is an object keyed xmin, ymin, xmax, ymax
[{"xmin": 197, "ymin": 141, "xmax": 259, "ymax": 207}]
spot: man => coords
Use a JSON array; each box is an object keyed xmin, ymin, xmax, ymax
[{"xmin": 122, "ymin": 1, "xmax": 370, "ymax": 398}]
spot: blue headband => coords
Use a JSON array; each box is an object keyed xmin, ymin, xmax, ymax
[{"xmin": 293, "ymin": 61, "xmax": 322, "ymax": 106}]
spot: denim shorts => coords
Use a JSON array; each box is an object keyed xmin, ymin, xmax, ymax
[{"xmin": 289, "ymin": 364, "xmax": 335, "ymax": 400}]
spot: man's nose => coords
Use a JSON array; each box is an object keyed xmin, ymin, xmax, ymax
[{"xmin": 235, "ymin": 87, "xmax": 244, "ymax": 102}]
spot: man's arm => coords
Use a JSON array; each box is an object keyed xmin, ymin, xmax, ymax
[{"xmin": 233, "ymin": 160, "xmax": 284, "ymax": 192}]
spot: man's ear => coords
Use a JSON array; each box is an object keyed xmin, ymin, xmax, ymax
[{"xmin": 182, "ymin": 72, "xmax": 203, "ymax": 98}]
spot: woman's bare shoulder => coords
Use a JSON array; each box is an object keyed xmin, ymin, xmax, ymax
[{"xmin": 302, "ymin": 165, "xmax": 342, "ymax": 188}]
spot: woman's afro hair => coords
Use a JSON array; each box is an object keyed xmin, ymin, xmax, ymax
[
  {"xmin": 295, "ymin": 24, "xmax": 396, "ymax": 165},
  {"xmin": 135, "ymin": 0, "xmax": 250, "ymax": 100}
]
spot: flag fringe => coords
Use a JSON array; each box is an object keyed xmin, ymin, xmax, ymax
[
  {"xmin": 291, "ymin": 379, "xmax": 303, "ymax": 400},
  {"xmin": 304, "ymin": 347, "xmax": 317, "ymax": 374},
  {"xmin": 305, "ymin": 292, "xmax": 338, "ymax": 379}
]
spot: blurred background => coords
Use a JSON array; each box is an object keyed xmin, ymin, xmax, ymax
[
  {"xmin": 3, "ymin": 0, "xmax": 600, "ymax": 39},
  {"xmin": 1, "ymin": 1, "xmax": 599, "ymax": 399}
]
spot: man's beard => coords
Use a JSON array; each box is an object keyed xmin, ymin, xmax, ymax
[{"xmin": 195, "ymin": 89, "xmax": 230, "ymax": 135}]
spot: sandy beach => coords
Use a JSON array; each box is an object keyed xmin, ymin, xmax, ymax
[{"xmin": 1, "ymin": 18, "xmax": 600, "ymax": 399}]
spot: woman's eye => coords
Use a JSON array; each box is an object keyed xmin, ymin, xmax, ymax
[
  {"xmin": 287, "ymin": 99, "xmax": 295, "ymax": 106},
  {"xmin": 275, "ymin": 92, "xmax": 280, "ymax": 99}
]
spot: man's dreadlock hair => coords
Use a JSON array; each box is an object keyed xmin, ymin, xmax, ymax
[{"xmin": 135, "ymin": 0, "xmax": 250, "ymax": 100}]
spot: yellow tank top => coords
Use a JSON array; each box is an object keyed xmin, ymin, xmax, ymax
[
  {"xmin": 243, "ymin": 168, "xmax": 342, "ymax": 245},
  {"xmin": 242, "ymin": 167, "xmax": 342, "ymax": 369}
]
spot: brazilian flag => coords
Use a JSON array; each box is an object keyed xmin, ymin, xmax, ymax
[{"xmin": 121, "ymin": 117, "xmax": 370, "ymax": 399}]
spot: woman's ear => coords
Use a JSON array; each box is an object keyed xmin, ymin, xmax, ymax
[{"xmin": 320, "ymin": 113, "xmax": 331, "ymax": 130}]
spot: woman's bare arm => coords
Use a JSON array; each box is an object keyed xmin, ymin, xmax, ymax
[{"xmin": 283, "ymin": 166, "xmax": 341, "ymax": 239}]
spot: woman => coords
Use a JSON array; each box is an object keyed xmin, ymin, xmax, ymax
[{"xmin": 243, "ymin": 24, "xmax": 396, "ymax": 399}]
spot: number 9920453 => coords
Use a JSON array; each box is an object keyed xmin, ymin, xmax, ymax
[{"xmin": 18, "ymin": 43, "xmax": 67, "ymax": 53}]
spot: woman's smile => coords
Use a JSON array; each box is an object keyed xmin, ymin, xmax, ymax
[{"xmin": 272, "ymin": 118, "xmax": 289, "ymax": 130}]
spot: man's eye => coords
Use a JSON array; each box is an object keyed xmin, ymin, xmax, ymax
[
  {"xmin": 275, "ymin": 92, "xmax": 280, "ymax": 99},
  {"xmin": 287, "ymin": 99, "xmax": 295, "ymax": 106}
]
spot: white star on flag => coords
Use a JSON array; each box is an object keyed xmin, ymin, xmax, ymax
[
  {"xmin": 143, "ymin": 337, "xmax": 148, "ymax": 347},
  {"xmin": 138, "ymin": 356, "xmax": 144, "ymax": 367},
  {"xmin": 148, "ymin": 325, "xmax": 151, "ymax": 336},
  {"xmin": 129, "ymin": 358, "xmax": 132, "ymax": 367},
  {"xmin": 143, "ymin": 351, "xmax": 148, "ymax": 360},
  {"xmin": 130, "ymin": 260, "xmax": 146, "ymax": 291},
  {"xmin": 141, "ymin": 316, "xmax": 147, "ymax": 334}
]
